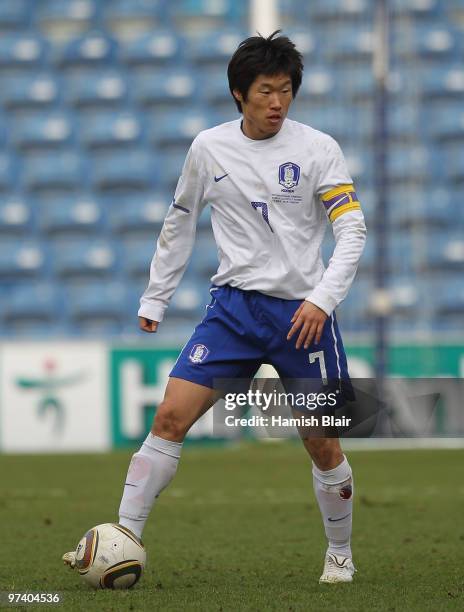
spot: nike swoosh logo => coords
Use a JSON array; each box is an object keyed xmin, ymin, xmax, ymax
[
  {"xmin": 214, "ymin": 173, "xmax": 229, "ymax": 182},
  {"xmin": 327, "ymin": 513, "xmax": 351, "ymax": 522},
  {"xmin": 124, "ymin": 483, "xmax": 137, "ymax": 487}
]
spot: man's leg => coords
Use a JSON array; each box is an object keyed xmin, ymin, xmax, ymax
[
  {"xmin": 301, "ymin": 436, "xmax": 355, "ymax": 582},
  {"xmin": 118, "ymin": 377, "xmax": 220, "ymax": 538}
]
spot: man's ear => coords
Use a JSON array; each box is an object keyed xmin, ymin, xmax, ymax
[{"xmin": 232, "ymin": 88, "xmax": 243, "ymax": 104}]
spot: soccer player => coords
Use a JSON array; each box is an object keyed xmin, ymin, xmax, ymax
[{"xmin": 64, "ymin": 31, "xmax": 366, "ymax": 584}]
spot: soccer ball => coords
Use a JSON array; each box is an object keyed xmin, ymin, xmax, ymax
[{"xmin": 74, "ymin": 523, "xmax": 146, "ymax": 589}]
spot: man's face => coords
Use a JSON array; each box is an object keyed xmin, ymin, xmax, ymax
[{"xmin": 234, "ymin": 73, "xmax": 293, "ymax": 140}]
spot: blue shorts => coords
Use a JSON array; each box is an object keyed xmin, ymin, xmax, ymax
[{"xmin": 170, "ymin": 285, "xmax": 353, "ymax": 405}]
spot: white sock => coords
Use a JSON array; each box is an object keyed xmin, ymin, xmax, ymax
[
  {"xmin": 118, "ymin": 433, "xmax": 182, "ymax": 538},
  {"xmin": 312, "ymin": 455, "xmax": 353, "ymax": 559}
]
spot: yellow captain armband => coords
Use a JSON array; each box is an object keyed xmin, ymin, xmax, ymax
[{"xmin": 321, "ymin": 184, "xmax": 361, "ymax": 223}]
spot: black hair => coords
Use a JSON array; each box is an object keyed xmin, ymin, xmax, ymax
[{"xmin": 227, "ymin": 30, "xmax": 304, "ymax": 113}]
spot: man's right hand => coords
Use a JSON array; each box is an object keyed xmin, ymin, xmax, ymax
[{"xmin": 138, "ymin": 317, "xmax": 159, "ymax": 333}]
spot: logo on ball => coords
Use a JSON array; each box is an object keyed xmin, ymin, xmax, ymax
[
  {"xmin": 189, "ymin": 344, "xmax": 209, "ymax": 364},
  {"xmin": 279, "ymin": 162, "xmax": 300, "ymax": 190}
]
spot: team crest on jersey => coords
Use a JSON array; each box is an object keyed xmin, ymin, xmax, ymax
[
  {"xmin": 279, "ymin": 162, "xmax": 300, "ymax": 190},
  {"xmin": 189, "ymin": 344, "xmax": 209, "ymax": 364}
]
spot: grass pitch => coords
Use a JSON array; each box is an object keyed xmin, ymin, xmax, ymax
[{"xmin": 0, "ymin": 443, "xmax": 462, "ymax": 611}]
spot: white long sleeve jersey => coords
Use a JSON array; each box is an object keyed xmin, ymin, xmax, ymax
[{"xmin": 139, "ymin": 118, "xmax": 367, "ymax": 323}]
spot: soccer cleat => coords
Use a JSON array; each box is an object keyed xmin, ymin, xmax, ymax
[
  {"xmin": 62, "ymin": 551, "xmax": 77, "ymax": 569},
  {"xmin": 319, "ymin": 553, "xmax": 356, "ymax": 584}
]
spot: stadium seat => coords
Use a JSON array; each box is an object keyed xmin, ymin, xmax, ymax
[
  {"xmin": 387, "ymin": 144, "xmax": 439, "ymax": 183},
  {"xmin": 22, "ymin": 151, "xmax": 87, "ymax": 191},
  {"xmin": 38, "ymin": 195, "xmax": 104, "ymax": 235},
  {"xmin": 153, "ymin": 149, "xmax": 188, "ymax": 189},
  {"xmin": 424, "ymin": 231, "xmax": 464, "ymax": 270},
  {"xmin": 0, "ymin": 0, "xmax": 31, "ymax": 30},
  {"xmin": 188, "ymin": 28, "xmax": 248, "ymax": 65},
  {"xmin": 169, "ymin": 0, "xmax": 247, "ymax": 32},
  {"xmin": 425, "ymin": 101, "xmax": 464, "ymax": 140},
  {"xmin": 190, "ymin": 236, "xmax": 219, "ymax": 281},
  {"xmin": 11, "ymin": 111, "xmax": 74, "ymax": 150},
  {"xmin": 121, "ymin": 237, "xmax": 156, "ymax": 278},
  {"xmin": 36, "ymin": 0, "xmax": 98, "ymax": 43},
  {"xmin": 443, "ymin": 142, "xmax": 464, "ymax": 181},
  {"xmin": 393, "ymin": 24, "xmax": 457, "ymax": 60},
  {"xmin": 323, "ymin": 27, "xmax": 374, "ymax": 62},
  {"xmin": 102, "ymin": 0, "xmax": 165, "ymax": 40},
  {"xmin": 435, "ymin": 281, "xmax": 464, "ymax": 316},
  {"xmin": 51, "ymin": 238, "xmax": 118, "ymax": 277},
  {"xmin": 388, "ymin": 103, "xmax": 422, "ymax": 142},
  {"xmin": 390, "ymin": 186, "xmax": 453, "ymax": 229},
  {"xmin": 0, "ymin": 196, "xmax": 33, "ymax": 233},
  {"xmin": 133, "ymin": 68, "xmax": 198, "ymax": 107},
  {"xmin": 2, "ymin": 282, "xmax": 62, "ymax": 326},
  {"xmin": 0, "ymin": 73, "xmax": 60, "ymax": 110},
  {"xmin": 0, "ymin": 153, "xmax": 18, "ymax": 191},
  {"xmin": 309, "ymin": 0, "xmax": 373, "ymax": 21},
  {"xmin": 109, "ymin": 192, "xmax": 169, "ymax": 234},
  {"xmin": 79, "ymin": 110, "xmax": 144, "ymax": 149},
  {"xmin": 149, "ymin": 109, "xmax": 217, "ymax": 146},
  {"xmin": 91, "ymin": 149, "xmax": 158, "ymax": 191},
  {"xmin": 169, "ymin": 279, "xmax": 206, "ymax": 321},
  {"xmin": 390, "ymin": 0, "xmax": 442, "ymax": 18},
  {"xmin": 0, "ymin": 240, "xmax": 48, "ymax": 278},
  {"xmin": 336, "ymin": 277, "xmax": 373, "ymax": 333},
  {"xmin": 120, "ymin": 30, "xmax": 182, "ymax": 66},
  {"xmin": 419, "ymin": 64, "xmax": 464, "ymax": 98},
  {"xmin": 296, "ymin": 67, "xmax": 336, "ymax": 100},
  {"xmin": 64, "ymin": 69, "xmax": 128, "ymax": 108},
  {"xmin": 57, "ymin": 31, "xmax": 118, "ymax": 67},
  {"xmin": 66, "ymin": 280, "xmax": 128, "ymax": 330},
  {"xmin": 0, "ymin": 33, "xmax": 48, "ymax": 69}
]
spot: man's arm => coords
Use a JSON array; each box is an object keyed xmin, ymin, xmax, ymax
[
  {"xmin": 138, "ymin": 139, "xmax": 206, "ymax": 331},
  {"xmin": 287, "ymin": 137, "xmax": 366, "ymax": 348}
]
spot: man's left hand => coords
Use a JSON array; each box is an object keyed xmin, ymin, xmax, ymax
[{"xmin": 287, "ymin": 301, "xmax": 328, "ymax": 349}]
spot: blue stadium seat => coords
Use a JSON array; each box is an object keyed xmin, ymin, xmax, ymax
[
  {"xmin": 188, "ymin": 28, "xmax": 247, "ymax": 65},
  {"xmin": 388, "ymin": 103, "xmax": 421, "ymax": 141},
  {"xmin": 419, "ymin": 64, "xmax": 464, "ymax": 98},
  {"xmin": 424, "ymin": 231, "xmax": 464, "ymax": 270},
  {"xmin": 336, "ymin": 278, "xmax": 372, "ymax": 333},
  {"xmin": 57, "ymin": 32, "xmax": 118, "ymax": 67},
  {"xmin": 11, "ymin": 111, "xmax": 74, "ymax": 150},
  {"xmin": 109, "ymin": 192, "xmax": 169, "ymax": 234},
  {"xmin": 393, "ymin": 24, "xmax": 457, "ymax": 60},
  {"xmin": 102, "ymin": 0, "xmax": 166, "ymax": 38},
  {"xmin": 64, "ymin": 70, "xmax": 128, "ymax": 108},
  {"xmin": 133, "ymin": 68, "xmax": 198, "ymax": 106},
  {"xmin": 0, "ymin": 196, "xmax": 33, "ymax": 233},
  {"xmin": 169, "ymin": 279, "xmax": 206, "ymax": 321},
  {"xmin": 390, "ymin": 0, "xmax": 442, "ymax": 18},
  {"xmin": 38, "ymin": 195, "xmax": 104, "ymax": 234},
  {"xmin": 443, "ymin": 142, "xmax": 464, "ymax": 181},
  {"xmin": 23, "ymin": 151, "xmax": 87, "ymax": 191},
  {"xmin": 66, "ymin": 280, "xmax": 127, "ymax": 329},
  {"xmin": 435, "ymin": 280, "xmax": 464, "ymax": 316},
  {"xmin": 425, "ymin": 101, "xmax": 464, "ymax": 140},
  {"xmin": 0, "ymin": 73, "xmax": 60, "ymax": 109},
  {"xmin": 323, "ymin": 27, "xmax": 374, "ymax": 62},
  {"xmin": 120, "ymin": 30, "xmax": 182, "ymax": 66},
  {"xmin": 121, "ymin": 237, "xmax": 156, "ymax": 278},
  {"xmin": 0, "ymin": 153, "xmax": 18, "ymax": 191},
  {"xmin": 79, "ymin": 111, "xmax": 144, "ymax": 149},
  {"xmin": 387, "ymin": 144, "xmax": 440, "ymax": 183},
  {"xmin": 309, "ymin": 0, "xmax": 373, "ymax": 21},
  {"xmin": 149, "ymin": 109, "xmax": 219, "ymax": 146},
  {"xmin": 190, "ymin": 236, "xmax": 218, "ymax": 281},
  {"xmin": 52, "ymin": 239, "xmax": 118, "ymax": 277},
  {"xmin": 154, "ymin": 149, "xmax": 188, "ymax": 189},
  {"xmin": 296, "ymin": 67, "xmax": 336, "ymax": 100},
  {"xmin": 0, "ymin": 0, "xmax": 32, "ymax": 30},
  {"xmin": 92, "ymin": 149, "xmax": 158, "ymax": 191},
  {"xmin": 2, "ymin": 282, "xmax": 62, "ymax": 326},
  {"xmin": 36, "ymin": 0, "xmax": 98, "ymax": 42},
  {"xmin": 0, "ymin": 240, "xmax": 48, "ymax": 278},
  {"xmin": 285, "ymin": 28, "xmax": 318, "ymax": 60},
  {"xmin": 0, "ymin": 33, "xmax": 48, "ymax": 68},
  {"xmin": 169, "ymin": 0, "xmax": 246, "ymax": 29},
  {"xmin": 390, "ymin": 186, "xmax": 454, "ymax": 229}
]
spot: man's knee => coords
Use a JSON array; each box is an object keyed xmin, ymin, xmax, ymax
[
  {"xmin": 152, "ymin": 401, "xmax": 188, "ymax": 441},
  {"xmin": 304, "ymin": 437, "xmax": 343, "ymax": 470}
]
